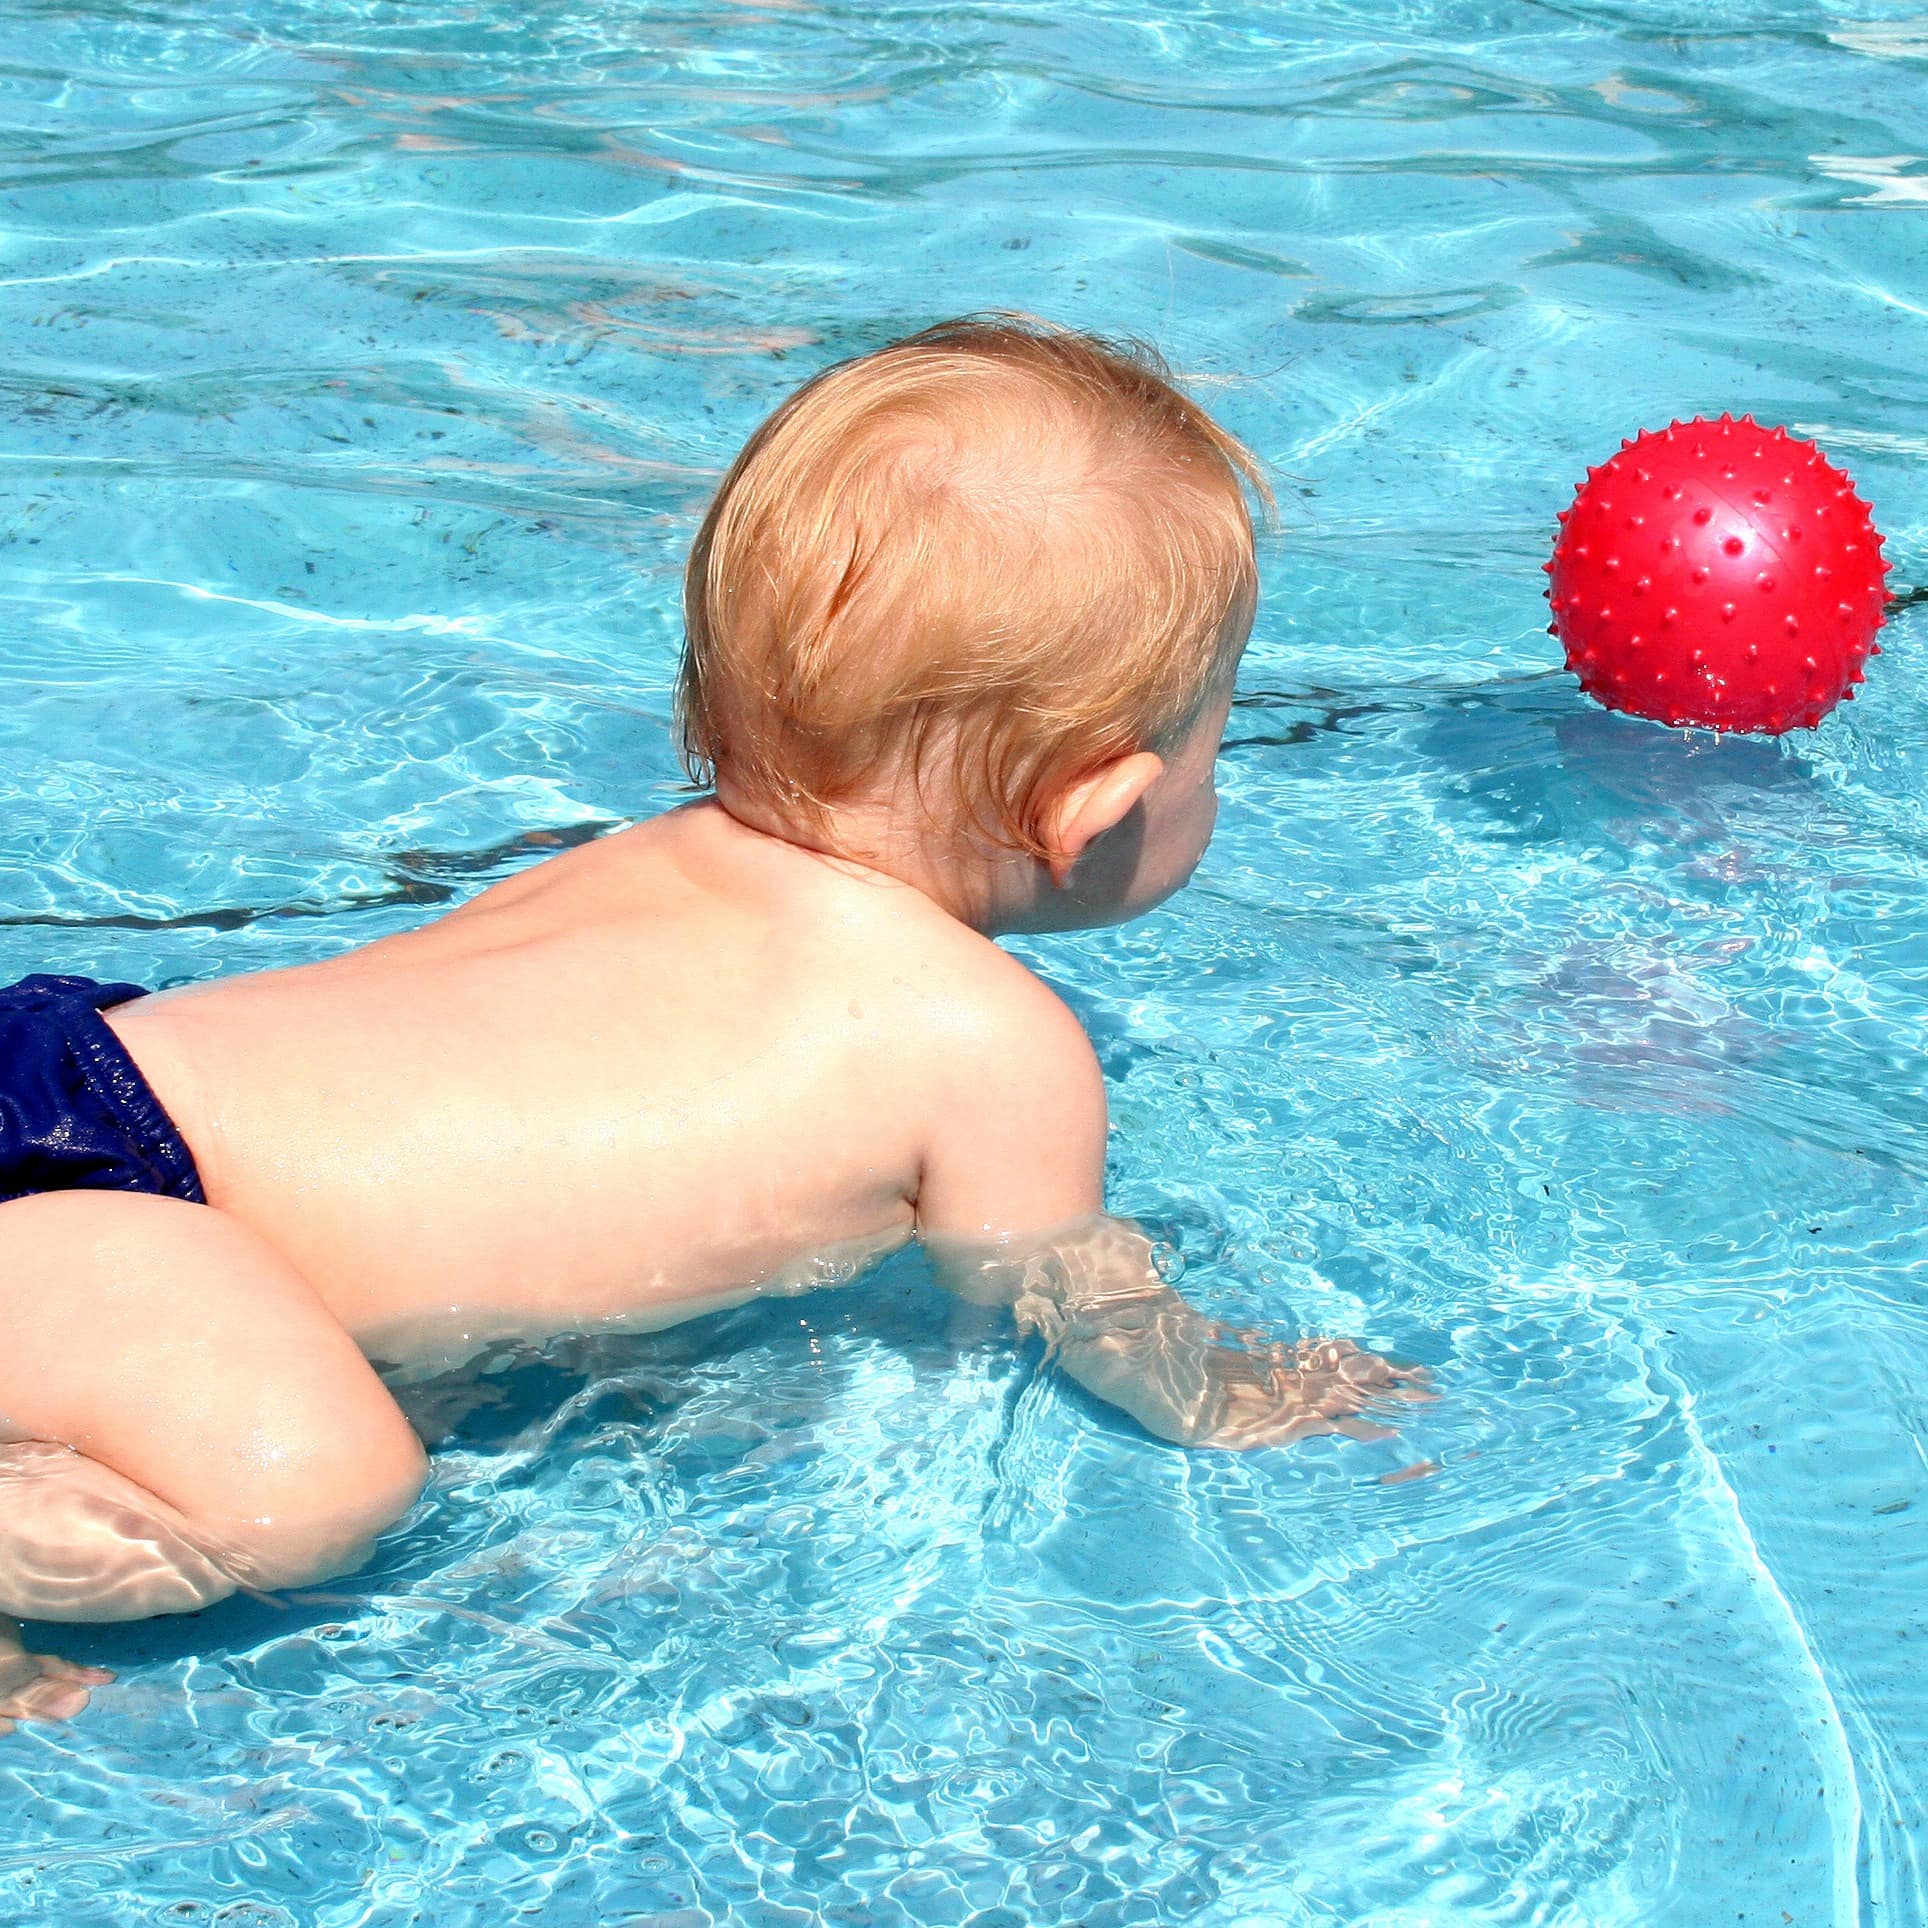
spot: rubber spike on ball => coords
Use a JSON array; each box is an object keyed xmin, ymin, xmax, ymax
[{"xmin": 1547, "ymin": 417, "xmax": 1890, "ymax": 734}]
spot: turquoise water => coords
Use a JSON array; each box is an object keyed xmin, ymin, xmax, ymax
[{"xmin": 3, "ymin": 0, "xmax": 1927, "ymax": 1920}]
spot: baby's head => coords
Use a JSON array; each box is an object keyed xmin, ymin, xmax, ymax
[{"xmin": 678, "ymin": 315, "xmax": 1269, "ymax": 931}]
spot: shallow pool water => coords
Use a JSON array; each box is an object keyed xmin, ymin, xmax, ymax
[{"xmin": 3, "ymin": 0, "xmax": 1927, "ymax": 1921}]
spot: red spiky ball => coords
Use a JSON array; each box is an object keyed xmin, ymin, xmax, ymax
[{"xmin": 1546, "ymin": 415, "xmax": 1890, "ymax": 734}]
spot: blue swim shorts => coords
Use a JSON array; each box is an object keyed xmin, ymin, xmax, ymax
[{"xmin": 0, "ymin": 973, "xmax": 206, "ymax": 1206}]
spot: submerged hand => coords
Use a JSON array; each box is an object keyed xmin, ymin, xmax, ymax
[
  {"xmin": 0, "ymin": 1614, "xmax": 113, "ymax": 1736},
  {"xmin": 1185, "ymin": 1335, "xmax": 1433, "ymax": 1449}
]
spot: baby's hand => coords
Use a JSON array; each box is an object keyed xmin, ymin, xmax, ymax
[
  {"xmin": 0, "ymin": 1614, "xmax": 112, "ymax": 1736},
  {"xmin": 1188, "ymin": 1334, "xmax": 1432, "ymax": 1449}
]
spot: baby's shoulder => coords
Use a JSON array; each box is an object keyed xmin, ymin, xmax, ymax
[
  {"xmin": 874, "ymin": 924, "xmax": 1108, "ymax": 1238},
  {"xmin": 575, "ymin": 807, "xmax": 1100, "ymax": 1096},
  {"xmin": 889, "ymin": 919, "xmax": 1103, "ymax": 1120},
  {"xmin": 856, "ymin": 893, "xmax": 1081, "ymax": 1046}
]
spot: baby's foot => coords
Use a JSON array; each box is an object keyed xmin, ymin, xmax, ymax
[{"xmin": 0, "ymin": 1614, "xmax": 112, "ymax": 1735}]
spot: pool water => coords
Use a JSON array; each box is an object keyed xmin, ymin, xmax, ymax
[{"xmin": 2, "ymin": 0, "xmax": 1926, "ymax": 1920}]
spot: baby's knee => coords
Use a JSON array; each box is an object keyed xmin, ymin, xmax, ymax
[
  {"xmin": 235, "ymin": 1417, "xmax": 427, "ymax": 1593},
  {"xmin": 0, "ymin": 1188, "xmax": 428, "ymax": 1606},
  {"xmin": 0, "ymin": 1424, "xmax": 426, "ymax": 1623}
]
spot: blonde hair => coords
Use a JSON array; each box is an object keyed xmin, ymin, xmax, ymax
[{"xmin": 677, "ymin": 314, "xmax": 1271, "ymax": 857}]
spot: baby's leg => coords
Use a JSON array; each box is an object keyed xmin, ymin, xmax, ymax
[{"xmin": 0, "ymin": 1191, "xmax": 426, "ymax": 1646}]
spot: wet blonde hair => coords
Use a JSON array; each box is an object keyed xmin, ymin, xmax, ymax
[{"xmin": 677, "ymin": 314, "xmax": 1270, "ymax": 857}]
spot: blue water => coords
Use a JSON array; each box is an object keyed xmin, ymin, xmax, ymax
[{"xmin": 3, "ymin": 0, "xmax": 1927, "ymax": 1921}]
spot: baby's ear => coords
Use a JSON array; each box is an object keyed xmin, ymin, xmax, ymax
[{"xmin": 1041, "ymin": 752, "xmax": 1165, "ymax": 888}]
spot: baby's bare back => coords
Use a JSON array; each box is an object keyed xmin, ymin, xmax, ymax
[{"xmin": 106, "ymin": 804, "xmax": 1001, "ymax": 1362}]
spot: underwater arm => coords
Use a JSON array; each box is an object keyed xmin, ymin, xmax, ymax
[
  {"xmin": 916, "ymin": 986, "xmax": 1422, "ymax": 1447},
  {"xmin": 927, "ymin": 1215, "xmax": 1420, "ymax": 1446}
]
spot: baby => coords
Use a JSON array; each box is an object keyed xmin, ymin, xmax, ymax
[{"xmin": 0, "ymin": 316, "xmax": 1423, "ymax": 1731}]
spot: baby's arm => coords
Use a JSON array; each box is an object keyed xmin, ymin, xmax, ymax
[
  {"xmin": 931, "ymin": 1215, "xmax": 1419, "ymax": 1447},
  {"xmin": 915, "ymin": 978, "xmax": 1422, "ymax": 1447}
]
